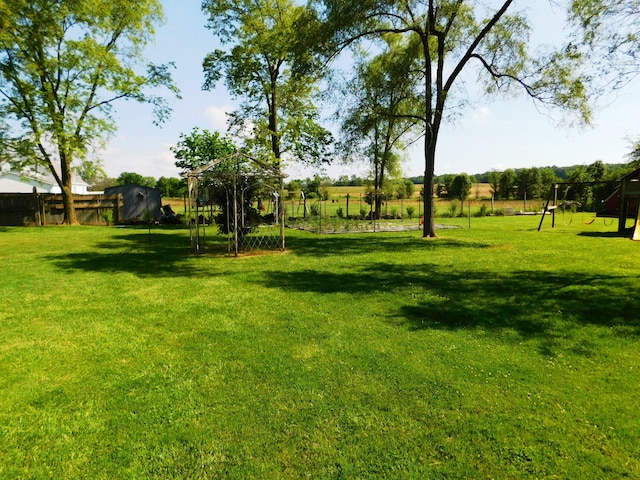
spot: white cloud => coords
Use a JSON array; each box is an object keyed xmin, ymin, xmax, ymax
[
  {"xmin": 472, "ymin": 107, "xmax": 491, "ymax": 121},
  {"xmin": 204, "ymin": 105, "xmax": 232, "ymax": 131},
  {"xmin": 100, "ymin": 139, "xmax": 181, "ymax": 179}
]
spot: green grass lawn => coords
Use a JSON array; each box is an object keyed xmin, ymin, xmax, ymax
[{"xmin": 1, "ymin": 217, "xmax": 639, "ymax": 478}]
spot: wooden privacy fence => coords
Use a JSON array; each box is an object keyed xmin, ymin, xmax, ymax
[{"xmin": 0, "ymin": 191, "xmax": 123, "ymax": 226}]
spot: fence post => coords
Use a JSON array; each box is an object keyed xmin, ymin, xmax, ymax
[{"xmin": 32, "ymin": 187, "xmax": 41, "ymax": 226}]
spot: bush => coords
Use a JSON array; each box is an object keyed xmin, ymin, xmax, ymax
[
  {"xmin": 449, "ymin": 203, "xmax": 458, "ymax": 218},
  {"xmin": 336, "ymin": 207, "xmax": 345, "ymax": 219},
  {"xmin": 101, "ymin": 209, "xmax": 114, "ymax": 225},
  {"xmin": 406, "ymin": 206, "xmax": 415, "ymax": 219},
  {"xmin": 475, "ymin": 204, "xmax": 490, "ymax": 217},
  {"xmin": 310, "ymin": 203, "xmax": 321, "ymax": 217}
]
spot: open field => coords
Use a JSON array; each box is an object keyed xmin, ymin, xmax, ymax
[
  {"xmin": 326, "ymin": 183, "xmax": 495, "ymax": 199},
  {"xmin": 1, "ymin": 218, "xmax": 639, "ymax": 478},
  {"xmin": 164, "ymin": 184, "xmax": 534, "ymax": 221}
]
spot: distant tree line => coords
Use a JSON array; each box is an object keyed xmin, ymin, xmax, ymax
[
  {"xmin": 89, "ymin": 172, "xmax": 187, "ymax": 199},
  {"xmin": 284, "ymin": 175, "xmax": 415, "ymax": 203},
  {"xmin": 91, "ymin": 160, "xmax": 630, "ymax": 210}
]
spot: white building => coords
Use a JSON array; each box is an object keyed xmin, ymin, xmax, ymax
[{"xmin": 0, "ymin": 163, "xmax": 89, "ymax": 194}]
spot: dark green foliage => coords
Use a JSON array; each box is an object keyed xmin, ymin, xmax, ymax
[
  {"xmin": 499, "ymin": 169, "xmax": 517, "ymax": 200},
  {"xmin": 156, "ymin": 177, "xmax": 187, "ymax": 198},
  {"xmin": 201, "ymin": 0, "xmax": 332, "ymax": 165},
  {"xmin": 171, "ymin": 128, "xmax": 236, "ymax": 174},
  {"xmin": 560, "ymin": 161, "xmax": 619, "ymax": 211},
  {"xmin": 117, "ymin": 172, "xmax": 157, "ymax": 188},
  {"xmin": 450, "ymin": 174, "xmax": 472, "ymax": 203}
]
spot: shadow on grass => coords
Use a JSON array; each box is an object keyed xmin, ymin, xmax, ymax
[
  {"xmin": 284, "ymin": 232, "xmax": 490, "ymax": 257},
  {"xmin": 577, "ymin": 230, "xmax": 632, "ymax": 239},
  {"xmin": 44, "ymin": 226, "xmax": 230, "ymax": 278},
  {"xmin": 261, "ymin": 262, "xmax": 639, "ymax": 353}
]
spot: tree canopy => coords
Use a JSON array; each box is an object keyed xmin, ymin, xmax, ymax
[
  {"xmin": 202, "ymin": 0, "xmax": 332, "ymax": 169},
  {"xmin": 317, "ymin": 0, "xmax": 592, "ymax": 236},
  {"xmin": 337, "ymin": 35, "xmax": 423, "ymax": 218},
  {"xmin": 570, "ymin": 0, "xmax": 640, "ymax": 91},
  {"xmin": 0, "ymin": 0, "xmax": 178, "ymax": 223},
  {"xmin": 117, "ymin": 171, "xmax": 156, "ymax": 188},
  {"xmin": 171, "ymin": 127, "xmax": 236, "ymax": 174}
]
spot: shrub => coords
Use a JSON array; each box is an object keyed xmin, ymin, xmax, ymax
[
  {"xmin": 406, "ymin": 206, "xmax": 415, "ymax": 219},
  {"xmin": 310, "ymin": 203, "xmax": 321, "ymax": 217},
  {"xmin": 475, "ymin": 204, "xmax": 490, "ymax": 217},
  {"xmin": 449, "ymin": 203, "xmax": 458, "ymax": 218},
  {"xmin": 101, "ymin": 209, "xmax": 114, "ymax": 225},
  {"xmin": 336, "ymin": 207, "xmax": 345, "ymax": 219}
]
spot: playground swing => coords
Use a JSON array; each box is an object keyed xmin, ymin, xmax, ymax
[
  {"xmin": 559, "ymin": 185, "xmax": 597, "ymax": 226},
  {"xmin": 579, "ymin": 203, "xmax": 595, "ymax": 225},
  {"xmin": 560, "ymin": 204, "xmax": 573, "ymax": 225}
]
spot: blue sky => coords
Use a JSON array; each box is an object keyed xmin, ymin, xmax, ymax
[{"xmin": 99, "ymin": 1, "xmax": 640, "ymax": 181}]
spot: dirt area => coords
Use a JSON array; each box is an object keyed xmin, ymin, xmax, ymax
[{"xmin": 291, "ymin": 222, "xmax": 460, "ymax": 234}]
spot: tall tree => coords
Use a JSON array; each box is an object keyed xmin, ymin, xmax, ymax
[
  {"xmin": 499, "ymin": 168, "xmax": 517, "ymax": 200},
  {"xmin": 450, "ymin": 173, "xmax": 472, "ymax": 213},
  {"xmin": 338, "ymin": 36, "xmax": 423, "ymax": 218},
  {"xmin": 517, "ymin": 167, "xmax": 542, "ymax": 200},
  {"xmin": 201, "ymin": 0, "xmax": 332, "ymax": 169},
  {"xmin": 319, "ymin": 0, "xmax": 591, "ymax": 237},
  {"xmin": 488, "ymin": 170, "xmax": 502, "ymax": 199},
  {"xmin": 0, "ymin": 0, "xmax": 178, "ymax": 224}
]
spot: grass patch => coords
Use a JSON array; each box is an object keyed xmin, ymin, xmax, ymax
[{"xmin": 1, "ymin": 218, "xmax": 639, "ymax": 478}]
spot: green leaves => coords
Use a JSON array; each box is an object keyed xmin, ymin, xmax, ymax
[
  {"xmin": 320, "ymin": 0, "xmax": 595, "ymax": 236},
  {"xmin": 171, "ymin": 128, "xmax": 237, "ymax": 174},
  {"xmin": 202, "ymin": 0, "xmax": 332, "ymax": 166},
  {"xmin": 0, "ymin": 0, "xmax": 178, "ymax": 222},
  {"xmin": 337, "ymin": 34, "xmax": 423, "ymax": 201},
  {"xmin": 569, "ymin": 0, "xmax": 640, "ymax": 90}
]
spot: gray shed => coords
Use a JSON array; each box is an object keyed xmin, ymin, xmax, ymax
[{"xmin": 104, "ymin": 184, "xmax": 162, "ymax": 223}]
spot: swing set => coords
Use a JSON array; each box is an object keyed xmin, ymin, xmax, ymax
[
  {"xmin": 538, "ymin": 180, "xmax": 617, "ymax": 231},
  {"xmin": 538, "ymin": 171, "xmax": 640, "ymax": 238}
]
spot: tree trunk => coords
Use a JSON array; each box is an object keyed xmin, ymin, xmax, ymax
[
  {"xmin": 61, "ymin": 183, "xmax": 78, "ymax": 225},
  {"xmin": 422, "ymin": 148, "xmax": 436, "ymax": 238},
  {"xmin": 421, "ymin": 22, "xmax": 437, "ymax": 238},
  {"xmin": 60, "ymin": 153, "xmax": 79, "ymax": 225}
]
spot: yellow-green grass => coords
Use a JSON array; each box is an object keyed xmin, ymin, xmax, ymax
[
  {"xmin": 325, "ymin": 183, "xmax": 494, "ymax": 199},
  {"xmin": 0, "ymin": 217, "xmax": 639, "ymax": 478}
]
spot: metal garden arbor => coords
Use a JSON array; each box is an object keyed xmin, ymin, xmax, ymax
[{"xmin": 184, "ymin": 152, "xmax": 286, "ymax": 255}]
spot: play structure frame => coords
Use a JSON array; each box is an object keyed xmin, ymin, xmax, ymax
[{"xmin": 538, "ymin": 168, "xmax": 640, "ymax": 237}]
